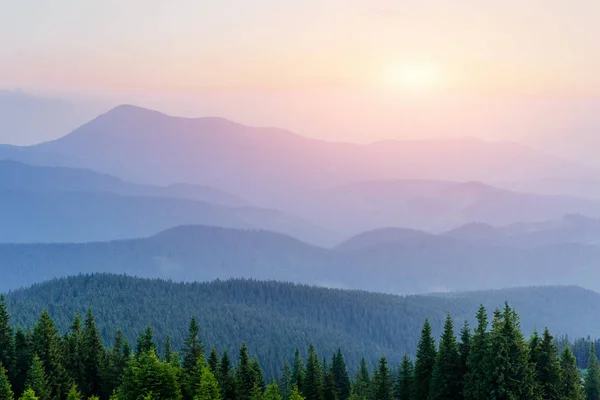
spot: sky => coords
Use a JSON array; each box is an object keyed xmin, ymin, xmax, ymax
[{"xmin": 1, "ymin": 0, "xmax": 600, "ymax": 156}]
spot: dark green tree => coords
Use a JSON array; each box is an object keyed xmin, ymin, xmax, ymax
[
  {"xmin": 372, "ymin": 356, "xmax": 392, "ymax": 400},
  {"xmin": 412, "ymin": 319, "xmax": 436, "ymax": 400},
  {"xmin": 163, "ymin": 336, "xmax": 174, "ymax": 364},
  {"xmin": 394, "ymin": 356, "xmax": 413, "ymax": 400},
  {"xmin": 63, "ymin": 314, "xmax": 84, "ymax": 392},
  {"xmin": 463, "ymin": 306, "xmax": 489, "ymax": 400},
  {"xmin": 559, "ymin": 346, "xmax": 584, "ymax": 400},
  {"xmin": 292, "ymin": 350, "xmax": 305, "ymax": 394},
  {"xmin": 323, "ymin": 371, "xmax": 336, "ymax": 400},
  {"xmin": 208, "ymin": 347, "xmax": 220, "ymax": 376},
  {"xmin": 584, "ymin": 343, "xmax": 600, "ymax": 400},
  {"xmin": 82, "ymin": 309, "xmax": 104, "ymax": 397},
  {"xmin": 195, "ymin": 366, "xmax": 221, "ymax": 400},
  {"xmin": 535, "ymin": 328, "xmax": 562, "ymax": 400},
  {"xmin": 0, "ymin": 296, "xmax": 15, "ymax": 385},
  {"xmin": 457, "ymin": 321, "xmax": 470, "ymax": 396},
  {"xmin": 236, "ymin": 344, "xmax": 255, "ymax": 400},
  {"xmin": 279, "ymin": 362, "xmax": 293, "ymax": 400},
  {"xmin": 135, "ymin": 327, "xmax": 156, "ymax": 357},
  {"xmin": 303, "ymin": 345, "xmax": 323, "ymax": 400},
  {"xmin": 119, "ymin": 350, "xmax": 181, "ymax": 400},
  {"xmin": 12, "ymin": 329, "xmax": 31, "ymax": 398},
  {"xmin": 0, "ymin": 364, "xmax": 14, "ymax": 400},
  {"xmin": 65, "ymin": 385, "xmax": 81, "ymax": 400},
  {"xmin": 25, "ymin": 356, "xmax": 50, "ymax": 400},
  {"xmin": 263, "ymin": 382, "xmax": 282, "ymax": 400},
  {"xmin": 353, "ymin": 358, "xmax": 370, "ymax": 400},
  {"xmin": 250, "ymin": 358, "xmax": 265, "ymax": 393},
  {"xmin": 429, "ymin": 314, "xmax": 461, "ymax": 400},
  {"xmin": 220, "ymin": 351, "xmax": 236, "ymax": 400},
  {"xmin": 331, "ymin": 350, "xmax": 350, "ymax": 400}
]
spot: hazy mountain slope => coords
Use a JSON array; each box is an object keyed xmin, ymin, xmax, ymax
[
  {"xmin": 0, "ymin": 191, "xmax": 336, "ymax": 245},
  {"xmin": 0, "ymin": 160, "xmax": 247, "ymax": 207},
  {"xmin": 2, "ymin": 105, "xmax": 592, "ymax": 207},
  {"xmin": 5, "ymin": 275, "xmax": 600, "ymax": 374},
  {"xmin": 3, "ymin": 224, "xmax": 600, "ymax": 294}
]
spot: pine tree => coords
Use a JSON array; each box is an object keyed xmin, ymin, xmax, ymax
[
  {"xmin": 25, "ymin": 356, "xmax": 50, "ymax": 400},
  {"xmin": 66, "ymin": 385, "xmax": 81, "ymax": 400},
  {"xmin": 279, "ymin": 362, "xmax": 293, "ymax": 400},
  {"xmin": 31, "ymin": 312, "xmax": 69, "ymax": 399},
  {"xmin": 18, "ymin": 389, "xmax": 37, "ymax": 400},
  {"xmin": 82, "ymin": 309, "xmax": 104, "ymax": 397},
  {"xmin": 63, "ymin": 314, "xmax": 84, "ymax": 392},
  {"xmin": 331, "ymin": 350, "xmax": 350, "ymax": 400},
  {"xmin": 208, "ymin": 347, "xmax": 220, "ymax": 376},
  {"xmin": 430, "ymin": 314, "xmax": 461, "ymax": 400},
  {"xmin": 584, "ymin": 343, "xmax": 600, "ymax": 400},
  {"xmin": 303, "ymin": 344, "xmax": 324, "ymax": 400},
  {"xmin": 136, "ymin": 326, "xmax": 156, "ymax": 357},
  {"xmin": 163, "ymin": 336, "xmax": 174, "ymax": 363},
  {"xmin": 290, "ymin": 385, "xmax": 305, "ymax": 400},
  {"xmin": 353, "ymin": 358, "xmax": 370, "ymax": 400},
  {"xmin": 264, "ymin": 382, "xmax": 283, "ymax": 400},
  {"xmin": 0, "ymin": 296, "xmax": 15, "ymax": 385},
  {"xmin": 105, "ymin": 329, "xmax": 127, "ymax": 397},
  {"xmin": 195, "ymin": 366, "xmax": 221, "ymax": 400},
  {"xmin": 182, "ymin": 318, "xmax": 204, "ymax": 373},
  {"xmin": 323, "ymin": 371, "xmax": 336, "ymax": 400},
  {"xmin": 394, "ymin": 356, "xmax": 413, "ymax": 400},
  {"xmin": 0, "ymin": 364, "xmax": 14, "ymax": 400},
  {"xmin": 13, "ymin": 329, "xmax": 31, "ymax": 398},
  {"xmin": 292, "ymin": 349, "xmax": 305, "ymax": 394},
  {"xmin": 412, "ymin": 319, "xmax": 436, "ymax": 400},
  {"xmin": 463, "ymin": 305, "xmax": 489, "ymax": 400},
  {"xmin": 372, "ymin": 356, "xmax": 392, "ymax": 400},
  {"xmin": 236, "ymin": 344, "xmax": 255, "ymax": 400},
  {"xmin": 535, "ymin": 328, "xmax": 562, "ymax": 400},
  {"xmin": 220, "ymin": 352, "xmax": 236, "ymax": 400},
  {"xmin": 250, "ymin": 358, "xmax": 266, "ymax": 393},
  {"xmin": 560, "ymin": 346, "xmax": 584, "ymax": 400},
  {"xmin": 457, "ymin": 321, "xmax": 470, "ymax": 396},
  {"xmin": 119, "ymin": 349, "xmax": 182, "ymax": 400}
]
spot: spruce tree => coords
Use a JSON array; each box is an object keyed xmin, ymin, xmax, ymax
[
  {"xmin": 136, "ymin": 327, "xmax": 156, "ymax": 357},
  {"xmin": 264, "ymin": 382, "xmax": 283, "ymax": 400},
  {"xmin": 220, "ymin": 351, "xmax": 236, "ymax": 400},
  {"xmin": 66, "ymin": 385, "xmax": 81, "ymax": 400},
  {"xmin": 353, "ymin": 358, "xmax": 370, "ymax": 400},
  {"xmin": 430, "ymin": 314, "xmax": 461, "ymax": 400},
  {"xmin": 584, "ymin": 343, "xmax": 600, "ymax": 400},
  {"xmin": 63, "ymin": 314, "xmax": 84, "ymax": 392},
  {"xmin": 394, "ymin": 356, "xmax": 413, "ymax": 400},
  {"xmin": 372, "ymin": 356, "xmax": 392, "ymax": 400},
  {"xmin": 0, "ymin": 296, "xmax": 15, "ymax": 385},
  {"xmin": 208, "ymin": 347, "xmax": 220, "ymax": 376},
  {"xmin": 331, "ymin": 350, "xmax": 350, "ymax": 400},
  {"xmin": 163, "ymin": 336, "xmax": 174, "ymax": 364},
  {"xmin": 0, "ymin": 364, "xmax": 14, "ymax": 400},
  {"xmin": 535, "ymin": 328, "xmax": 562, "ymax": 400},
  {"xmin": 464, "ymin": 305, "xmax": 489, "ymax": 400},
  {"xmin": 18, "ymin": 389, "xmax": 37, "ymax": 400},
  {"xmin": 195, "ymin": 366, "xmax": 221, "ymax": 400},
  {"xmin": 303, "ymin": 344, "xmax": 324, "ymax": 400},
  {"xmin": 251, "ymin": 358, "xmax": 266, "ymax": 393},
  {"xmin": 292, "ymin": 349, "xmax": 305, "ymax": 394},
  {"xmin": 323, "ymin": 371, "xmax": 336, "ymax": 400},
  {"xmin": 82, "ymin": 309, "xmax": 104, "ymax": 398},
  {"xmin": 119, "ymin": 349, "xmax": 182, "ymax": 400},
  {"xmin": 560, "ymin": 346, "xmax": 584, "ymax": 400},
  {"xmin": 279, "ymin": 362, "xmax": 293, "ymax": 400},
  {"xmin": 182, "ymin": 318, "xmax": 204, "ymax": 373},
  {"xmin": 412, "ymin": 319, "xmax": 436, "ymax": 400},
  {"xmin": 13, "ymin": 329, "xmax": 31, "ymax": 398},
  {"xmin": 457, "ymin": 321, "xmax": 470, "ymax": 396},
  {"xmin": 290, "ymin": 385, "xmax": 306, "ymax": 400},
  {"xmin": 25, "ymin": 356, "xmax": 50, "ymax": 400},
  {"xmin": 236, "ymin": 344, "xmax": 255, "ymax": 400}
]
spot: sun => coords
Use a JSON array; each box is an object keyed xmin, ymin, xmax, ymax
[{"xmin": 382, "ymin": 63, "xmax": 442, "ymax": 92}]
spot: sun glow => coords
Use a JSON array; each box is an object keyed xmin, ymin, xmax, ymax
[{"xmin": 382, "ymin": 63, "xmax": 442, "ymax": 92}]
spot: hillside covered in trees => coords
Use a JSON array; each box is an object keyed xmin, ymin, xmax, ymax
[
  {"xmin": 5, "ymin": 274, "xmax": 600, "ymax": 377},
  {"xmin": 0, "ymin": 292, "xmax": 596, "ymax": 400}
]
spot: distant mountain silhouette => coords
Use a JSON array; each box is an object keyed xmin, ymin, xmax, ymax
[
  {"xmin": 0, "ymin": 104, "xmax": 594, "ymax": 209},
  {"xmin": 5, "ymin": 224, "xmax": 600, "ymax": 294}
]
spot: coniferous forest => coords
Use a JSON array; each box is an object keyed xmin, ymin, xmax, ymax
[{"xmin": 0, "ymin": 293, "xmax": 597, "ymax": 400}]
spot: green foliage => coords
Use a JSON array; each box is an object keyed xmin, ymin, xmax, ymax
[
  {"xmin": 119, "ymin": 350, "xmax": 182, "ymax": 400},
  {"xmin": 463, "ymin": 305, "xmax": 489, "ymax": 400},
  {"xmin": 0, "ymin": 296, "xmax": 15, "ymax": 385},
  {"xmin": 18, "ymin": 389, "xmax": 37, "ymax": 400},
  {"xmin": 0, "ymin": 364, "xmax": 14, "ymax": 400},
  {"xmin": 585, "ymin": 343, "xmax": 600, "ymax": 400},
  {"xmin": 219, "ymin": 352, "xmax": 236, "ymax": 400},
  {"xmin": 393, "ymin": 356, "xmax": 412, "ymax": 400},
  {"xmin": 371, "ymin": 357, "xmax": 391, "ymax": 400},
  {"xmin": 65, "ymin": 385, "xmax": 81, "ymax": 400},
  {"xmin": 429, "ymin": 314, "xmax": 461, "ymax": 400},
  {"xmin": 560, "ymin": 346, "xmax": 584, "ymax": 400},
  {"xmin": 263, "ymin": 382, "xmax": 282, "ymax": 400},
  {"xmin": 330, "ymin": 350, "xmax": 350, "ymax": 400},
  {"xmin": 25, "ymin": 356, "xmax": 50, "ymax": 400},
  {"xmin": 535, "ymin": 328, "xmax": 562, "ymax": 400},
  {"xmin": 412, "ymin": 319, "xmax": 436, "ymax": 400},
  {"xmin": 303, "ymin": 345, "xmax": 323, "ymax": 400},
  {"xmin": 194, "ymin": 366, "xmax": 221, "ymax": 400}
]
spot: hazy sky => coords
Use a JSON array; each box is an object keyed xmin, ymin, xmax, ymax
[{"xmin": 1, "ymin": 0, "xmax": 600, "ymax": 153}]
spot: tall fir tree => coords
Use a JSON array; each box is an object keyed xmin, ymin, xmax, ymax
[
  {"xmin": 412, "ymin": 319, "xmax": 436, "ymax": 400},
  {"xmin": 0, "ymin": 296, "xmax": 15, "ymax": 386},
  {"xmin": 13, "ymin": 329, "xmax": 31, "ymax": 398},
  {"xmin": 353, "ymin": 358, "xmax": 370, "ymax": 400},
  {"xmin": 372, "ymin": 356, "xmax": 392, "ymax": 400},
  {"xmin": 323, "ymin": 371, "xmax": 336, "ymax": 400},
  {"xmin": 63, "ymin": 314, "xmax": 84, "ymax": 392},
  {"xmin": 195, "ymin": 366, "xmax": 221, "ymax": 400},
  {"xmin": 394, "ymin": 356, "xmax": 413, "ymax": 400},
  {"xmin": 584, "ymin": 343, "xmax": 600, "ymax": 400},
  {"xmin": 208, "ymin": 347, "xmax": 220, "ymax": 376},
  {"xmin": 279, "ymin": 362, "xmax": 293, "ymax": 400},
  {"xmin": 25, "ymin": 356, "xmax": 50, "ymax": 400},
  {"xmin": 0, "ymin": 364, "xmax": 14, "ymax": 400},
  {"xmin": 81, "ymin": 309, "xmax": 104, "ymax": 398},
  {"xmin": 18, "ymin": 389, "xmax": 38, "ymax": 400},
  {"xmin": 331, "ymin": 350, "xmax": 350, "ymax": 400},
  {"xmin": 463, "ymin": 305, "xmax": 489, "ymax": 400},
  {"xmin": 236, "ymin": 344, "xmax": 255, "ymax": 400},
  {"xmin": 104, "ymin": 329, "xmax": 127, "ymax": 397},
  {"xmin": 250, "ymin": 358, "xmax": 266, "ymax": 393},
  {"xmin": 559, "ymin": 346, "xmax": 584, "ymax": 400},
  {"xmin": 219, "ymin": 352, "xmax": 236, "ymax": 400},
  {"xmin": 429, "ymin": 314, "xmax": 461, "ymax": 400},
  {"xmin": 457, "ymin": 321, "xmax": 470, "ymax": 396},
  {"xmin": 163, "ymin": 336, "xmax": 173, "ymax": 364},
  {"xmin": 136, "ymin": 327, "xmax": 156, "ymax": 357},
  {"xmin": 290, "ymin": 385, "xmax": 306, "ymax": 400},
  {"xmin": 303, "ymin": 345, "xmax": 324, "ymax": 400},
  {"xmin": 263, "ymin": 382, "xmax": 282, "ymax": 400},
  {"xmin": 119, "ymin": 349, "xmax": 182, "ymax": 400},
  {"xmin": 535, "ymin": 328, "xmax": 562, "ymax": 400},
  {"xmin": 65, "ymin": 385, "xmax": 81, "ymax": 400},
  {"xmin": 292, "ymin": 349, "xmax": 305, "ymax": 395}
]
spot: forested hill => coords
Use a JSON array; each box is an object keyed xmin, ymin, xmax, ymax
[{"xmin": 5, "ymin": 274, "xmax": 600, "ymax": 376}]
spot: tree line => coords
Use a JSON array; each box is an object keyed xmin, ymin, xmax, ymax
[{"xmin": 0, "ymin": 294, "xmax": 598, "ymax": 400}]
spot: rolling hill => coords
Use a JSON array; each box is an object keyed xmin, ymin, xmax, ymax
[
  {"xmin": 4, "ymin": 224, "xmax": 600, "ymax": 295},
  {"xmin": 5, "ymin": 274, "xmax": 600, "ymax": 375}
]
